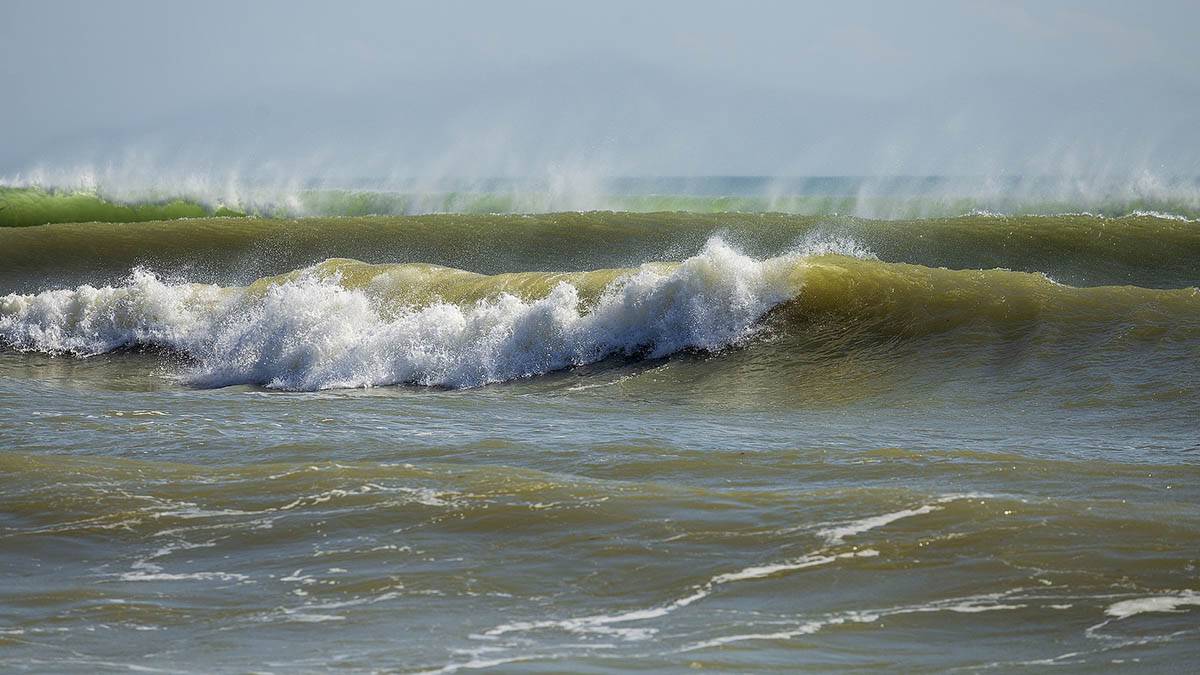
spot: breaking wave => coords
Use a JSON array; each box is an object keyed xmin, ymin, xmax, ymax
[
  {"xmin": 3, "ymin": 236, "xmax": 1196, "ymax": 391},
  {"xmin": 0, "ymin": 239, "xmax": 800, "ymax": 389}
]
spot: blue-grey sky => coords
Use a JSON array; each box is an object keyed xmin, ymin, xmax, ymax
[{"xmin": 2, "ymin": 0, "xmax": 1198, "ymax": 178}]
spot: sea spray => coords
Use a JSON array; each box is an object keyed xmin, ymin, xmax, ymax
[{"xmin": 5, "ymin": 173, "xmax": 1200, "ymax": 227}]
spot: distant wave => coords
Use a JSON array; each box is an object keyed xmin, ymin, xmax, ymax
[{"xmin": 3, "ymin": 171, "xmax": 1200, "ymax": 227}]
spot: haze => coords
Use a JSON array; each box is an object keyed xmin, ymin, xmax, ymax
[{"xmin": 3, "ymin": 0, "xmax": 1198, "ymax": 180}]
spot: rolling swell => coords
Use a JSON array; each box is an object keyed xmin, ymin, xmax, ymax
[
  {"xmin": 1, "ymin": 211, "xmax": 1198, "ymax": 292},
  {"xmin": 2, "ymin": 238, "xmax": 1196, "ymax": 391}
]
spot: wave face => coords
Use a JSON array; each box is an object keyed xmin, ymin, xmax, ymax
[{"xmin": 3, "ymin": 173, "xmax": 1200, "ymax": 227}]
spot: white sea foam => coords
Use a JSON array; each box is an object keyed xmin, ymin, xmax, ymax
[
  {"xmin": 679, "ymin": 590, "xmax": 1027, "ymax": 652},
  {"xmin": 119, "ymin": 571, "xmax": 249, "ymax": 582},
  {"xmin": 483, "ymin": 548, "xmax": 878, "ymax": 641},
  {"xmin": 1128, "ymin": 210, "xmax": 1199, "ymax": 223},
  {"xmin": 817, "ymin": 505, "xmax": 941, "ymax": 544},
  {"xmin": 709, "ymin": 549, "xmax": 879, "ymax": 584},
  {"xmin": 0, "ymin": 271, "xmax": 231, "ymax": 356},
  {"xmin": 815, "ymin": 494, "xmax": 987, "ymax": 544},
  {"xmin": 0, "ymin": 238, "xmax": 800, "ymax": 390},
  {"xmin": 119, "ymin": 540, "xmax": 249, "ymax": 583},
  {"xmin": 1105, "ymin": 591, "xmax": 1200, "ymax": 619},
  {"xmin": 415, "ymin": 654, "xmax": 546, "ymax": 675}
]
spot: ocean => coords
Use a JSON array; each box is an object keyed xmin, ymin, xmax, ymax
[{"xmin": 1, "ymin": 178, "xmax": 1198, "ymax": 672}]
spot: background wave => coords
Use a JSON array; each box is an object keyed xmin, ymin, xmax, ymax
[
  {"xmin": 1, "ymin": 211, "xmax": 1196, "ymax": 293},
  {"xmin": 4, "ymin": 173, "xmax": 1200, "ymax": 227}
]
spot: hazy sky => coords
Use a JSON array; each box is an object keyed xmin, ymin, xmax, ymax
[{"xmin": 3, "ymin": 0, "xmax": 1198, "ymax": 177}]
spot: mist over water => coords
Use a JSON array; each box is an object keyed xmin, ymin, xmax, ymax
[{"xmin": 5, "ymin": 170, "xmax": 1200, "ymax": 225}]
